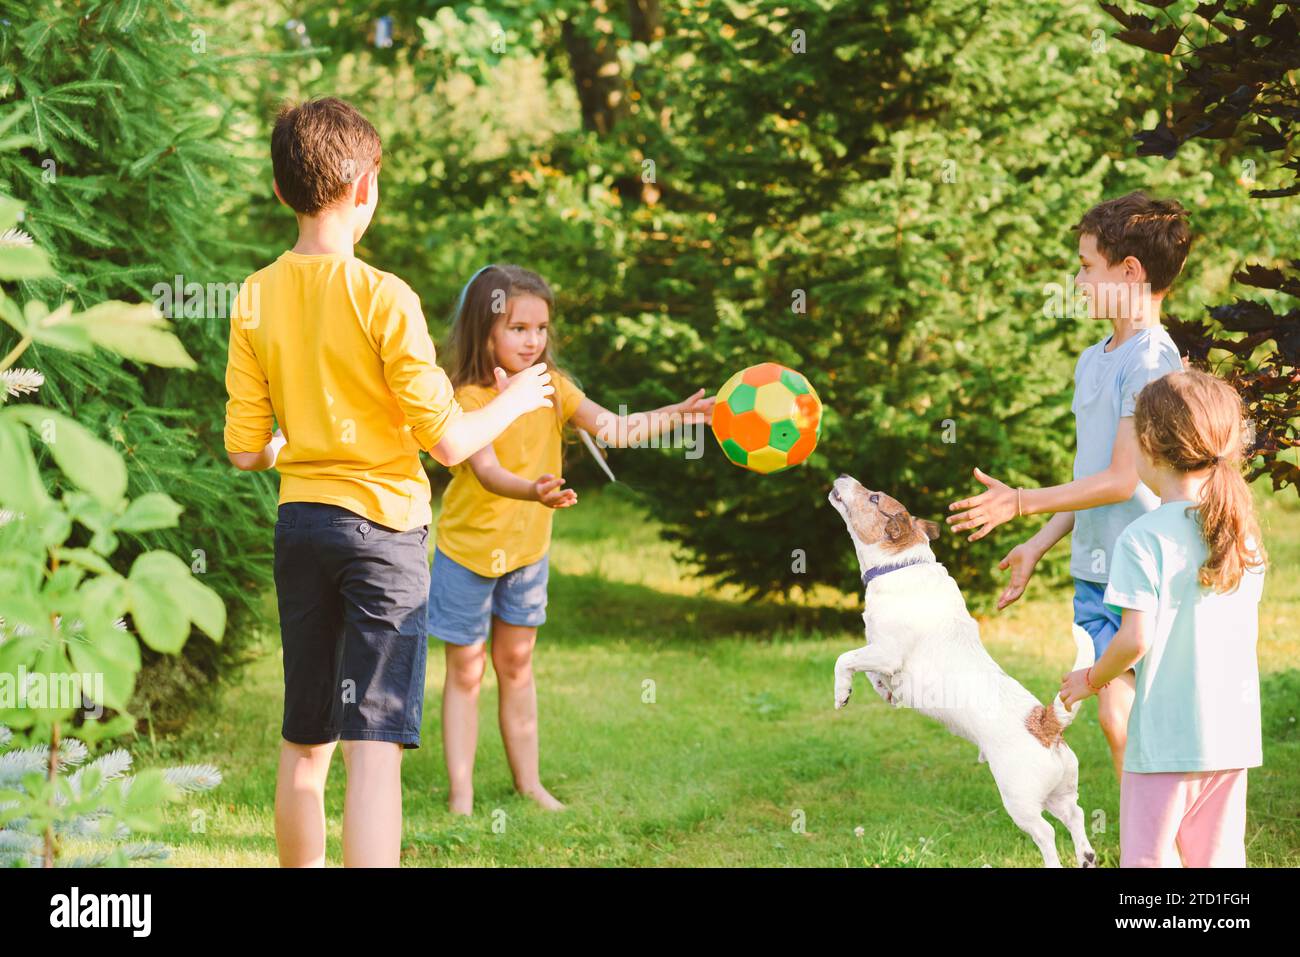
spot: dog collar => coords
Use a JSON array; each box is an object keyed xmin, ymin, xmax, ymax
[{"xmin": 861, "ymin": 557, "xmax": 931, "ymax": 589}]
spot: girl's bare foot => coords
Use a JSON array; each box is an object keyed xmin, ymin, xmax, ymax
[
  {"xmin": 519, "ymin": 785, "xmax": 565, "ymax": 811},
  {"xmin": 449, "ymin": 791, "xmax": 473, "ymax": 816}
]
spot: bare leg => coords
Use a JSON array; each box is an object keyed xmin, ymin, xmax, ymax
[
  {"xmin": 275, "ymin": 739, "xmax": 336, "ymax": 867},
  {"xmin": 1097, "ymin": 670, "xmax": 1137, "ymax": 781},
  {"xmin": 340, "ymin": 740, "xmax": 404, "ymax": 867},
  {"xmin": 443, "ymin": 642, "xmax": 487, "ymax": 815},
  {"xmin": 491, "ymin": 616, "xmax": 564, "ymax": 810}
]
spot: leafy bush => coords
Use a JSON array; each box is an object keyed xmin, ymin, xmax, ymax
[
  {"xmin": 0, "ymin": 726, "xmax": 220, "ymax": 867},
  {"xmin": 0, "ymin": 1, "xmax": 282, "ymax": 726},
  {"xmin": 0, "ymin": 196, "xmax": 224, "ymax": 865}
]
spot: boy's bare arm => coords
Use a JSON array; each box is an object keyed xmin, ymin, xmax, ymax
[
  {"xmin": 228, "ymin": 431, "xmax": 286, "ymax": 472},
  {"xmin": 995, "ymin": 511, "xmax": 1074, "ymax": 610},
  {"xmin": 948, "ymin": 418, "xmax": 1140, "ymax": 541},
  {"xmin": 428, "ymin": 365, "xmax": 554, "ymax": 467},
  {"xmin": 1024, "ymin": 510, "xmax": 1075, "ymax": 555}
]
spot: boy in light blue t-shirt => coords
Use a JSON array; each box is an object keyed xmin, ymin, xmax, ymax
[
  {"xmin": 947, "ymin": 192, "xmax": 1188, "ymax": 779},
  {"xmin": 1060, "ymin": 369, "xmax": 1264, "ymax": 867}
]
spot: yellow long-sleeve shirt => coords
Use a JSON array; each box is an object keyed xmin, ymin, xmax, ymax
[{"xmin": 223, "ymin": 250, "xmax": 463, "ymax": 532}]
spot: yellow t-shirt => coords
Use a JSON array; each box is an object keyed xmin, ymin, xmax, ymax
[
  {"xmin": 223, "ymin": 250, "xmax": 463, "ymax": 532},
  {"xmin": 436, "ymin": 372, "xmax": 586, "ymax": 576}
]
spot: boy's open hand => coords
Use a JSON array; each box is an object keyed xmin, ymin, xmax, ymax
[
  {"xmin": 534, "ymin": 474, "xmax": 577, "ymax": 509},
  {"xmin": 947, "ymin": 467, "xmax": 1018, "ymax": 541},
  {"xmin": 1058, "ymin": 668, "xmax": 1096, "ymax": 710},
  {"xmin": 996, "ymin": 542, "xmax": 1040, "ymax": 610},
  {"xmin": 496, "ymin": 363, "xmax": 554, "ymax": 414},
  {"xmin": 673, "ymin": 388, "xmax": 715, "ymax": 423}
]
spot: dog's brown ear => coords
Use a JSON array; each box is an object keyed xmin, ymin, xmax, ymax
[
  {"xmin": 884, "ymin": 514, "xmax": 911, "ymax": 542},
  {"xmin": 915, "ymin": 518, "xmax": 941, "ymax": 541}
]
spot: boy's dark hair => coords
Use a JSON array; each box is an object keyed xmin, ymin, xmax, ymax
[
  {"xmin": 271, "ymin": 97, "xmax": 382, "ymax": 215},
  {"xmin": 1072, "ymin": 191, "xmax": 1192, "ymax": 293}
]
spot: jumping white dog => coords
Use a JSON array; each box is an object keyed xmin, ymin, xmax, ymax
[{"xmin": 828, "ymin": 474, "xmax": 1097, "ymax": 868}]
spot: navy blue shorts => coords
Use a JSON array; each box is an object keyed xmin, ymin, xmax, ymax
[{"xmin": 273, "ymin": 502, "xmax": 430, "ymax": 749}]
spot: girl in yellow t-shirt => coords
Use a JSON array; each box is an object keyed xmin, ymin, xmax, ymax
[{"xmin": 429, "ymin": 264, "xmax": 714, "ymax": 814}]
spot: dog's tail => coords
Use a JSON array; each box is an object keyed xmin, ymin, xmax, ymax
[{"xmin": 1051, "ymin": 624, "xmax": 1096, "ymax": 729}]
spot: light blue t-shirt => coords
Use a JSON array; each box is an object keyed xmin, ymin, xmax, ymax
[
  {"xmin": 1071, "ymin": 326, "xmax": 1183, "ymax": 582},
  {"xmin": 1104, "ymin": 501, "xmax": 1265, "ymax": 773}
]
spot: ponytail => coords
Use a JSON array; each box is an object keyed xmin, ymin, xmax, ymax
[
  {"xmin": 1196, "ymin": 456, "xmax": 1263, "ymax": 593},
  {"xmin": 1133, "ymin": 369, "xmax": 1266, "ymax": 594}
]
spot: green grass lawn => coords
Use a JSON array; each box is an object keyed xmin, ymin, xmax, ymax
[{"xmin": 146, "ymin": 486, "xmax": 1300, "ymax": 867}]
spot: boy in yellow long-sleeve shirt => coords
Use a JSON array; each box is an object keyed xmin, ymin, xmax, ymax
[{"xmin": 223, "ymin": 97, "xmax": 554, "ymax": 867}]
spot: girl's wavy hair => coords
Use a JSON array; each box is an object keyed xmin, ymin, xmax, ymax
[
  {"xmin": 444, "ymin": 263, "xmax": 574, "ymax": 460},
  {"xmin": 1133, "ymin": 369, "xmax": 1265, "ymax": 592}
]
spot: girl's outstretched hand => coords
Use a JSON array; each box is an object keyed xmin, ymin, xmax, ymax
[
  {"xmin": 534, "ymin": 474, "xmax": 577, "ymax": 509},
  {"xmin": 1058, "ymin": 668, "xmax": 1096, "ymax": 710},
  {"xmin": 674, "ymin": 388, "xmax": 715, "ymax": 423}
]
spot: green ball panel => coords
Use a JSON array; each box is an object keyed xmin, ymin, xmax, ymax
[
  {"xmin": 727, "ymin": 382, "xmax": 757, "ymax": 414},
  {"xmin": 720, "ymin": 438, "xmax": 748, "ymax": 466},
  {"xmin": 768, "ymin": 418, "xmax": 800, "ymax": 452},
  {"xmin": 779, "ymin": 369, "xmax": 809, "ymax": 395}
]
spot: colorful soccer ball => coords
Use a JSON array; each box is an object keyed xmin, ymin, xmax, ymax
[{"xmin": 711, "ymin": 362, "xmax": 823, "ymax": 474}]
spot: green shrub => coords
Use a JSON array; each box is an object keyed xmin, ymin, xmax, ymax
[{"xmin": 0, "ymin": 1, "xmax": 282, "ymax": 727}]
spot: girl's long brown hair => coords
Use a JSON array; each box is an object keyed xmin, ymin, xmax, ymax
[
  {"xmin": 444, "ymin": 263, "xmax": 573, "ymax": 461},
  {"xmin": 1133, "ymin": 369, "xmax": 1265, "ymax": 592}
]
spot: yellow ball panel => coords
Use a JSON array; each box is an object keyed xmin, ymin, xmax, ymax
[
  {"xmin": 753, "ymin": 381, "xmax": 797, "ymax": 423},
  {"xmin": 747, "ymin": 445, "xmax": 790, "ymax": 474}
]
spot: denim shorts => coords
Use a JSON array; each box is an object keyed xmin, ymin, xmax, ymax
[
  {"xmin": 1073, "ymin": 577, "xmax": 1122, "ymax": 660},
  {"xmin": 273, "ymin": 502, "xmax": 430, "ymax": 749},
  {"xmin": 427, "ymin": 545, "xmax": 549, "ymax": 645}
]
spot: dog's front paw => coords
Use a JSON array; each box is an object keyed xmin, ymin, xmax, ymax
[{"xmin": 834, "ymin": 672, "xmax": 853, "ymax": 710}]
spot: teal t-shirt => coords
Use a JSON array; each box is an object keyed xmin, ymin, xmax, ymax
[
  {"xmin": 1070, "ymin": 327, "xmax": 1183, "ymax": 582},
  {"xmin": 1103, "ymin": 501, "xmax": 1265, "ymax": 773}
]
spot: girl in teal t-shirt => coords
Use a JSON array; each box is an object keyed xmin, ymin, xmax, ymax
[{"xmin": 1059, "ymin": 369, "xmax": 1266, "ymax": 867}]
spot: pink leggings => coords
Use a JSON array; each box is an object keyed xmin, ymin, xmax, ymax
[{"xmin": 1120, "ymin": 769, "xmax": 1248, "ymax": 868}]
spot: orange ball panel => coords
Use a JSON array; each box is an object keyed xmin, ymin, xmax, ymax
[
  {"xmin": 786, "ymin": 429, "xmax": 817, "ymax": 466},
  {"xmin": 711, "ymin": 402, "xmax": 735, "ymax": 442},
  {"xmin": 742, "ymin": 362, "xmax": 784, "ymax": 387},
  {"xmin": 731, "ymin": 410, "xmax": 771, "ymax": 451},
  {"xmin": 793, "ymin": 393, "xmax": 822, "ymax": 430}
]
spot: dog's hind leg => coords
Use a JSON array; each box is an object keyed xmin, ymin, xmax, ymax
[
  {"xmin": 988, "ymin": 768, "xmax": 1064, "ymax": 868},
  {"xmin": 1046, "ymin": 791, "xmax": 1097, "ymax": 868},
  {"xmin": 1045, "ymin": 752, "xmax": 1096, "ymax": 867},
  {"xmin": 1002, "ymin": 799, "xmax": 1062, "ymax": 868}
]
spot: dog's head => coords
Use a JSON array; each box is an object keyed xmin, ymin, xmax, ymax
[{"xmin": 828, "ymin": 474, "xmax": 941, "ymax": 570}]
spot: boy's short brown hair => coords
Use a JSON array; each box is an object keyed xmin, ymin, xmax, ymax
[
  {"xmin": 271, "ymin": 97, "xmax": 382, "ymax": 215},
  {"xmin": 1072, "ymin": 191, "xmax": 1192, "ymax": 293}
]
